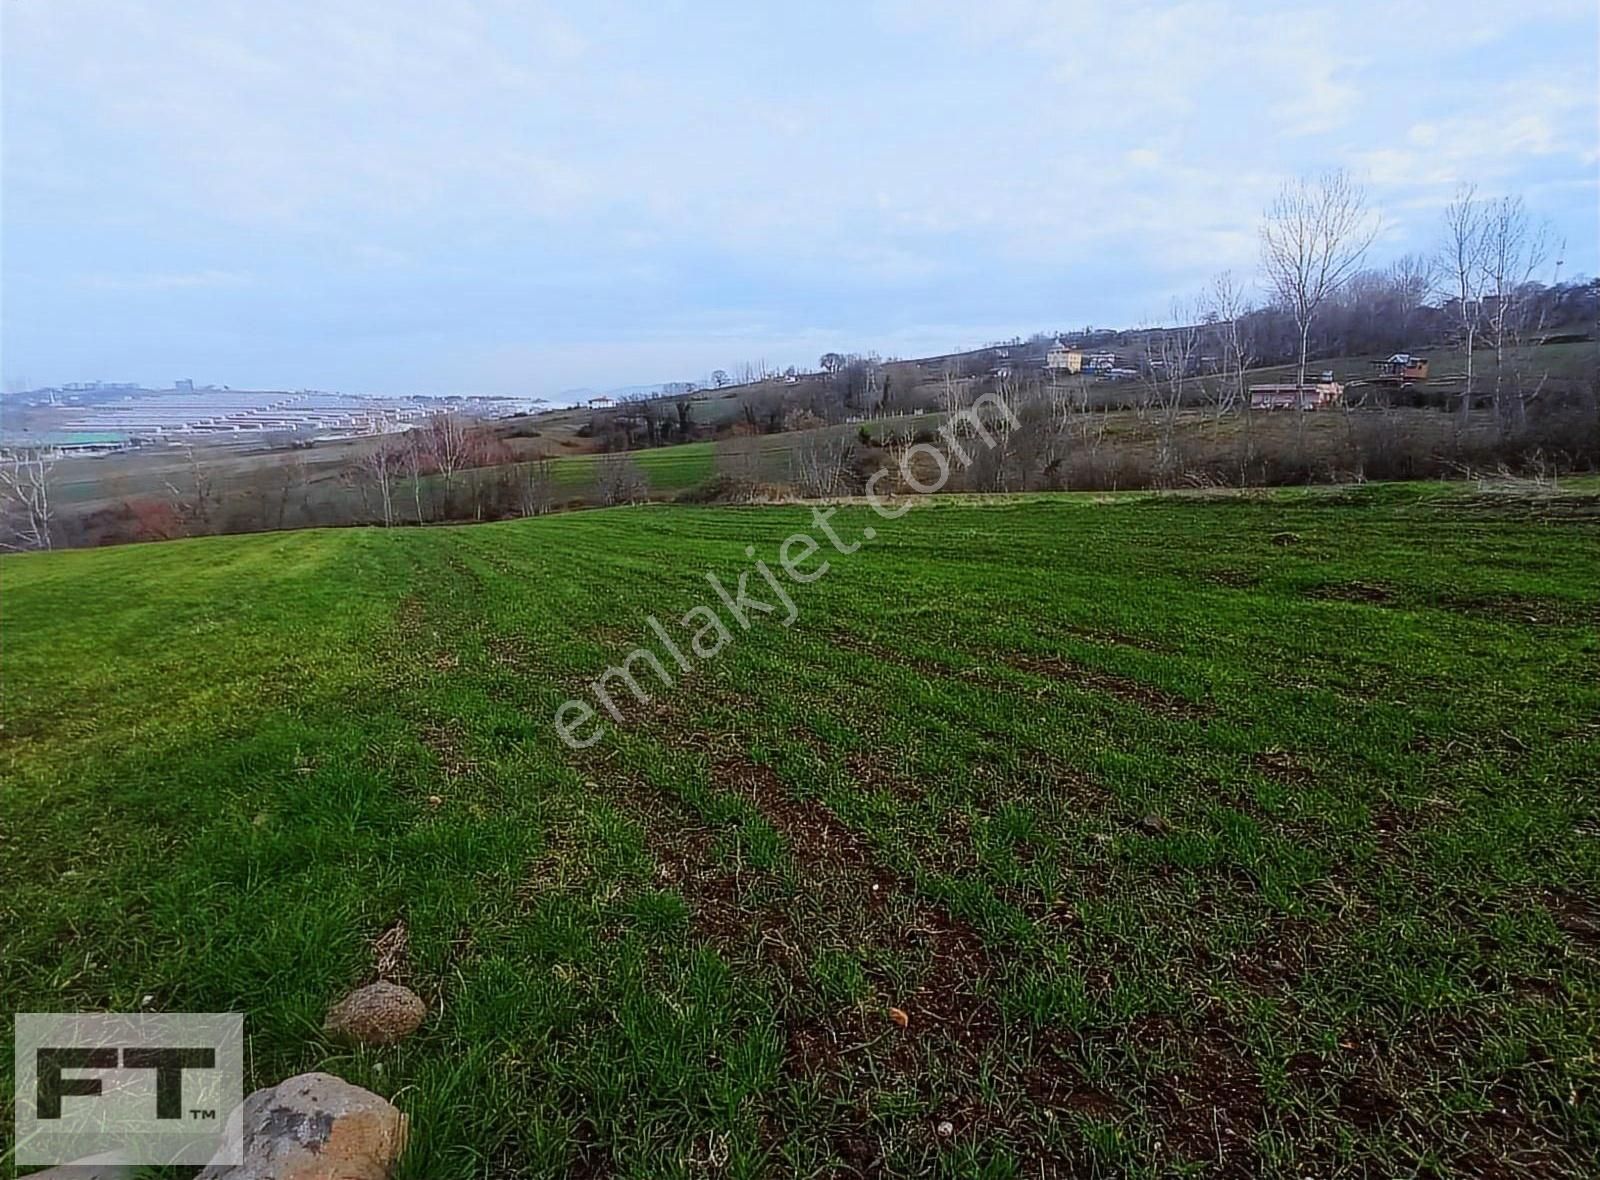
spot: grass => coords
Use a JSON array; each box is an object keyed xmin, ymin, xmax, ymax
[
  {"xmin": 3, "ymin": 483, "xmax": 1598, "ymax": 1177},
  {"xmin": 546, "ymin": 441, "xmax": 718, "ymax": 493}
]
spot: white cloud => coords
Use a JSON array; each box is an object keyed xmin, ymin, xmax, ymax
[
  {"xmin": 1355, "ymin": 79, "xmax": 1595, "ymax": 190},
  {"xmin": 4, "ymin": 0, "xmax": 1596, "ymax": 392}
]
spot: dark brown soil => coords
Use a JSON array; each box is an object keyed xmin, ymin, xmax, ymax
[
  {"xmin": 1253, "ymin": 747, "xmax": 1315, "ymax": 785},
  {"xmin": 1542, "ymin": 889, "xmax": 1600, "ymax": 947},
  {"xmin": 1004, "ymin": 654, "xmax": 1212, "ymax": 721},
  {"xmin": 420, "ymin": 720, "xmax": 476, "ymax": 777},
  {"xmin": 1307, "ymin": 579, "xmax": 1395, "ymax": 604},
  {"xmin": 1204, "ymin": 568, "xmax": 1262, "ymax": 589},
  {"xmin": 710, "ymin": 754, "xmax": 1002, "ymax": 1048},
  {"xmin": 1436, "ymin": 590, "xmax": 1600, "ymax": 628},
  {"xmin": 1142, "ymin": 1019, "xmax": 1265, "ymax": 1173}
]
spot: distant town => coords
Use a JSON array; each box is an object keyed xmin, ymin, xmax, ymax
[{"xmin": 0, "ymin": 380, "xmax": 549, "ymax": 453}]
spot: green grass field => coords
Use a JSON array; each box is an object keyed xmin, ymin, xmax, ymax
[
  {"xmin": 547, "ymin": 441, "xmax": 718, "ymax": 492},
  {"xmin": 3, "ymin": 485, "xmax": 1598, "ymax": 1177}
]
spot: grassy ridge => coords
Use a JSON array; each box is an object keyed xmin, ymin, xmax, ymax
[{"xmin": 3, "ymin": 485, "xmax": 1598, "ymax": 1177}]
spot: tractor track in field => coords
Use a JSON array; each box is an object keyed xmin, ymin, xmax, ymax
[
  {"xmin": 702, "ymin": 747, "xmax": 1129, "ymax": 1177},
  {"xmin": 1301, "ymin": 576, "xmax": 1600, "ymax": 628},
  {"xmin": 1002, "ymin": 652, "xmax": 1213, "ymax": 721},
  {"xmin": 825, "ymin": 625, "xmax": 1213, "ymax": 723},
  {"xmin": 586, "ymin": 702, "xmax": 1116, "ymax": 1173},
  {"xmin": 708, "ymin": 751, "xmax": 1004, "ymax": 1054},
  {"xmin": 627, "ymin": 704, "xmax": 1242, "ymax": 1175}
]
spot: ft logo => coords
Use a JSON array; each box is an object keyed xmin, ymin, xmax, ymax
[{"xmin": 13, "ymin": 1013, "xmax": 244, "ymax": 1166}]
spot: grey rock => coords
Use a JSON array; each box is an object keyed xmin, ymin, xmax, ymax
[{"xmin": 198, "ymin": 1071, "xmax": 406, "ymax": 1180}]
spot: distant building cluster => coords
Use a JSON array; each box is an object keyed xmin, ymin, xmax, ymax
[
  {"xmin": 2, "ymin": 383, "xmax": 545, "ymax": 455},
  {"xmin": 1032, "ymin": 340, "xmax": 1128, "ymax": 379},
  {"xmin": 57, "ymin": 390, "xmax": 435, "ymax": 438},
  {"xmin": 1247, "ymin": 381, "xmax": 1345, "ymax": 411},
  {"xmin": 1370, "ymin": 354, "xmax": 1430, "ymax": 384},
  {"xmin": 1045, "ymin": 342, "xmax": 1081, "ymax": 373},
  {"xmin": 53, "ymin": 381, "xmax": 142, "ymax": 393}
]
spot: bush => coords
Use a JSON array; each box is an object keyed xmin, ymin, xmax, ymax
[{"xmin": 675, "ymin": 474, "xmax": 748, "ymax": 504}]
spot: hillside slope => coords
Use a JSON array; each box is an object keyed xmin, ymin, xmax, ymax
[{"xmin": 3, "ymin": 487, "xmax": 1599, "ymax": 1177}]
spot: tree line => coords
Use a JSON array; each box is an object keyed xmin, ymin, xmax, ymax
[{"xmin": 4, "ymin": 172, "xmax": 1594, "ymax": 551}]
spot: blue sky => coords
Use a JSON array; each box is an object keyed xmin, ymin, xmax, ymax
[{"xmin": 4, "ymin": 0, "xmax": 1596, "ymax": 398}]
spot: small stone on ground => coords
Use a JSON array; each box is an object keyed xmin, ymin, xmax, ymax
[{"xmin": 323, "ymin": 981, "xmax": 426, "ymax": 1045}]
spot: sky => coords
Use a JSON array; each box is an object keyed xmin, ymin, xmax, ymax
[{"xmin": 3, "ymin": 0, "xmax": 1597, "ymax": 399}]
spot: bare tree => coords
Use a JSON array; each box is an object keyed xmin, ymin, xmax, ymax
[
  {"xmin": 163, "ymin": 445, "xmax": 217, "ymax": 532},
  {"xmin": 356, "ymin": 439, "xmax": 398, "ymax": 525},
  {"xmin": 125, "ymin": 496, "xmax": 184, "ymax": 543},
  {"xmin": 1060, "ymin": 392, "xmax": 1111, "ymax": 486},
  {"xmin": 1204, "ymin": 271, "xmax": 1258, "ymax": 482},
  {"xmin": 1206, "ymin": 271, "xmax": 1253, "ymax": 419},
  {"xmin": 789, "ymin": 432, "xmax": 855, "ymax": 497},
  {"xmin": 1436, "ymin": 184, "xmax": 1490, "ymax": 424},
  {"xmin": 621, "ymin": 393, "xmax": 663, "ymax": 447},
  {"xmin": 1260, "ymin": 170, "xmax": 1379, "ymax": 445},
  {"xmin": 267, "ymin": 461, "xmax": 295, "ymax": 530},
  {"xmin": 940, "ymin": 356, "xmax": 965, "ymax": 418},
  {"xmin": 401, "ymin": 432, "xmax": 428, "ymax": 524},
  {"xmin": 964, "ymin": 370, "xmax": 1026, "ymax": 492},
  {"xmin": 0, "ymin": 448, "xmax": 55, "ymax": 550},
  {"xmin": 289, "ymin": 455, "xmax": 315, "ymax": 526},
  {"xmin": 1045, "ymin": 369, "xmax": 1084, "ymax": 434},
  {"xmin": 424, "ymin": 413, "xmax": 469, "ymax": 492},
  {"xmin": 861, "ymin": 361, "xmax": 884, "ymax": 415},
  {"xmin": 1387, "ymin": 252, "xmax": 1432, "ymax": 344},
  {"xmin": 593, "ymin": 452, "xmax": 647, "ymax": 506},
  {"xmin": 1481, "ymin": 194, "xmax": 1552, "ymax": 432},
  {"xmin": 522, "ymin": 456, "xmax": 556, "ymax": 516},
  {"xmin": 1145, "ymin": 303, "xmax": 1203, "ymax": 480},
  {"xmin": 714, "ymin": 434, "xmax": 767, "ymax": 499}
]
